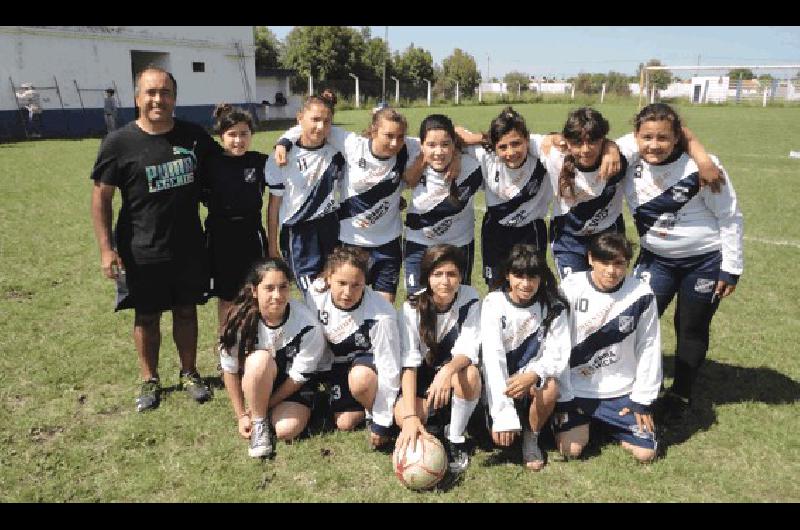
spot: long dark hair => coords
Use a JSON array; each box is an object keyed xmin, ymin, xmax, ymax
[
  {"xmin": 408, "ymin": 244, "xmax": 465, "ymax": 365},
  {"xmin": 633, "ymin": 102, "xmax": 685, "ymax": 153},
  {"xmin": 419, "ymin": 113, "xmax": 463, "ymax": 204},
  {"xmin": 219, "ymin": 258, "xmax": 293, "ymax": 368},
  {"xmin": 501, "ymin": 244, "xmax": 568, "ymax": 334},
  {"xmin": 362, "ymin": 106, "xmax": 407, "ymax": 139},
  {"xmin": 559, "ymin": 107, "xmax": 610, "ymax": 201}
]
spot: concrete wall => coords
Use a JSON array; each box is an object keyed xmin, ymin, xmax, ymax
[{"xmin": 0, "ymin": 26, "xmax": 256, "ymax": 139}]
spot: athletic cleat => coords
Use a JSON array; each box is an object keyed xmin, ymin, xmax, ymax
[
  {"xmin": 656, "ymin": 391, "xmax": 690, "ymax": 425},
  {"xmin": 444, "ymin": 438, "xmax": 470, "ymax": 475},
  {"xmin": 248, "ymin": 419, "xmax": 275, "ymax": 458},
  {"xmin": 136, "ymin": 378, "xmax": 161, "ymax": 412},
  {"xmin": 180, "ymin": 370, "xmax": 211, "ymax": 403},
  {"xmin": 522, "ymin": 428, "xmax": 546, "ymax": 471}
]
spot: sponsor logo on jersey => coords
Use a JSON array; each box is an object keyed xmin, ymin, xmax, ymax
[
  {"xmin": 425, "ymin": 217, "xmax": 453, "ymax": 238},
  {"xmin": 504, "ymin": 209, "xmax": 528, "ymax": 227},
  {"xmin": 358, "ymin": 157, "xmax": 367, "ymax": 169},
  {"xmin": 354, "ymin": 332, "xmax": 368, "ymax": 349},
  {"xmin": 618, "ymin": 315, "xmax": 634, "ymax": 334},
  {"xmin": 671, "ymin": 185, "xmax": 690, "ymax": 203},
  {"xmin": 694, "ymin": 278, "xmax": 716, "ymax": 294},
  {"xmin": 581, "ymin": 207, "xmax": 610, "ymax": 235},
  {"xmin": 356, "ymin": 199, "xmax": 390, "ymax": 228},
  {"xmin": 244, "ymin": 168, "xmax": 257, "ymax": 183},
  {"xmin": 579, "ymin": 348, "xmax": 619, "ymax": 376},
  {"xmin": 654, "ymin": 212, "xmax": 676, "ymax": 237}
]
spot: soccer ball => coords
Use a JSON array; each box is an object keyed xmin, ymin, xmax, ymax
[{"xmin": 392, "ymin": 436, "xmax": 448, "ymax": 491}]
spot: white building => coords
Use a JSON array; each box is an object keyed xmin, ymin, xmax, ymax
[{"xmin": 1, "ymin": 26, "xmax": 257, "ymax": 138}]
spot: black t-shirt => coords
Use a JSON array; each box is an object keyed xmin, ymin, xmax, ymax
[
  {"xmin": 90, "ymin": 119, "xmax": 222, "ymax": 265},
  {"xmin": 199, "ymin": 150, "xmax": 268, "ymax": 222}
]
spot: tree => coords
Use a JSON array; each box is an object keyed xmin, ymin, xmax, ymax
[
  {"xmin": 728, "ymin": 68, "xmax": 756, "ymax": 80},
  {"xmin": 360, "ymin": 35, "xmax": 391, "ymax": 80},
  {"xmin": 503, "ymin": 71, "xmax": 529, "ymax": 93},
  {"xmin": 253, "ymin": 26, "xmax": 282, "ymax": 70},
  {"xmin": 605, "ymin": 71, "xmax": 631, "ymax": 96},
  {"xmin": 440, "ymin": 48, "xmax": 481, "ymax": 97},
  {"xmin": 639, "ymin": 59, "xmax": 671, "ymax": 90},
  {"xmin": 393, "ymin": 44, "xmax": 434, "ymax": 84},
  {"xmin": 282, "ymin": 26, "xmax": 364, "ymax": 82}
]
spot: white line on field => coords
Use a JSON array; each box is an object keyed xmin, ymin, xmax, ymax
[{"xmin": 472, "ymin": 205, "xmax": 799, "ymax": 248}]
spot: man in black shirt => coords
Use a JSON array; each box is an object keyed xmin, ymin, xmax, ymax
[{"xmin": 90, "ymin": 66, "xmax": 219, "ymax": 412}]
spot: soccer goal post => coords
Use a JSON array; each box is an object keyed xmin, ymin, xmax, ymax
[{"xmin": 640, "ymin": 64, "xmax": 800, "ymax": 107}]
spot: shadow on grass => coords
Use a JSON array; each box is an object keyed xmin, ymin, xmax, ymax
[{"xmin": 660, "ymin": 355, "xmax": 800, "ymax": 450}]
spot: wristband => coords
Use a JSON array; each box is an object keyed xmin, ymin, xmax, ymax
[{"xmin": 402, "ymin": 414, "xmax": 418, "ymax": 421}]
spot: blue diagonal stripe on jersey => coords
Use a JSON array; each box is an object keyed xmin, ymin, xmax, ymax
[
  {"xmin": 505, "ymin": 328, "xmax": 543, "ymax": 375},
  {"xmin": 633, "ymin": 172, "xmax": 700, "ymax": 237},
  {"xmin": 405, "ymin": 166, "xmax": 483, "ymax": 230},
  {"xmin": 274, "ymin": 325, "xmax": 315, "ymax": 376},
  {"xmin": 428, "ymin": 298, "xmax": 478, "ymax": 367},
  {"xmin": 330, "ymin": 319, "xmax": 377, "ymax": 359},
  {"xmin": 569, "ymin": 292, "xmax": 654, "ymax": 368},
  {"xmin": 286, "ymin": 152, "xmax": 346, "ymax": 226},
  {"xmin": 339, "ymin": 146, "xmax": 408, "ymax": 220},
  {"xmin": 551, "ymin": 159, "xmax": 627, "ymax": 241},
  {"xmin": 486, "ymin": 159, "xmax": 548, "ymax": 220}
]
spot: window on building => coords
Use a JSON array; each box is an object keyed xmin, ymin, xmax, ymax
[{"xmin": 192, "ymin": 62, "xmax": 205, "ymax": 73}]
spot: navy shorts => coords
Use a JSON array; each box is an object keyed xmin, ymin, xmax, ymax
[
  {"xmin": 403, "ymin": 239, "xmax": 474, "ymax": 295},
  {"xmin": 115, "ymin": 257, "xmax": 209, "ymax": 314},
  {"xmin": 552, "ymin": 395, "xmax": 658, "ymax": 450},
  {"xmin": 551, "ymin": 216, "xmax": 625, "ymax": 280},
  {"xmin": 481, "ymin": 216, "xmax": 547, "ymax": 287},
  {"xmin": 206, "ymin": 217, "xmax": 267, "ymax": 301},
  {"xmin": 343, "ymin": 238, "xmax": 402, "ymax": 296},
  {"xmin": 633, "ymin": 248, "xmax": 723, "ymax": 314},
  {"xmin": 280, "ymin": 212, "xmax": 340, "ymax": 293},
  {"xmin": 323, "ymin": 355, "xmax": 376, "ymax": 415}
]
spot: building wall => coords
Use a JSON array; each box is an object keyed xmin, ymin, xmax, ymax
[{"xmin": 0, "ymin": 26, "xmax": 256, "ymax": 139}]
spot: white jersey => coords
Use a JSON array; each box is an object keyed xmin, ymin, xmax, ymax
[
  {"xmin": 617, "ymin": 133, "xmax": 744, "ymax": 276},
  {"xmin": 397, "ymin": 285, "xmax": 481, "ymax": 370},
  {"xmin": 558, "ymin": 272, "xmax": 662, "ymax": 407},
  {"xmin": 404, "ymin": 153, "xmax": 483, "ymax": 247},
  {"xmin": 480, "ymin": 290, "xmax": 570, "ymax": 432},
  {"xmin": 264, "ymin": 141, "xmax": 344, "ymax": 226},
  {"xmin": 279, "ymin": 126, "xmax": 421, "ymax": 246},
  {"xmin": 544, "ymin": 147, "xmax": 627, "ymax": 247},
  {"xmin": 466, "ymin": 134, "xmax": 552, "ymax": 227},
  {"xmin": 219, "ymin": 299, "xmax": 326, "ymax": 384},
  {"xmin": 305, "ymin": 283, "xmax": 401, "ymax": 430}
]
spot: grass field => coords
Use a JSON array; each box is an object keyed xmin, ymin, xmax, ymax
[{"xmin": 1, "ymin": 102, "xmax": 799, "ymax": 502}]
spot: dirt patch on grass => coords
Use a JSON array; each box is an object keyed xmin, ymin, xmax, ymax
[{"xmin": 29, "ymin": 425, "xmax": 65, "ymax": 443}]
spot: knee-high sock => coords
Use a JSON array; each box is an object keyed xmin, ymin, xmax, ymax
[{"xmin": 447, "ymin": 395, "xmax": 478, "ymax": 444}]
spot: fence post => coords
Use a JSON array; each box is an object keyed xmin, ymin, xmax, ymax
[
  {"xmin": 455, "ymin": 81, "xmax": 459, "ymax": 105},
  {"xmin": 308, "ymin": 75, "xmax": 313, "ymax": 96},
  {"xmin": 601, "ymin": 83, "xmax": 606, "ymax": 104}
]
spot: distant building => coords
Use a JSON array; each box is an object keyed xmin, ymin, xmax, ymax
[
  {"xmin": 1, "ymin": 26, "xmax": 257, "ymax": 139},
  {"xmin": 255, "ymin": 67, "xmax": 302, "ymax": 121}
]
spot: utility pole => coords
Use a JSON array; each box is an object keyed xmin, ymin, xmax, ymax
[
  {"xmin": 382, "ymin": 26, "xmax": 388, "ymax": 102},
  {"xmin": 487, "ymin": 54, "xmax": 490, "ymax": 83}
]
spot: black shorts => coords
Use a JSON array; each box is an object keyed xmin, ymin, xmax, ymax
[
  {"xmin": 280, "ymin": 212, "xmax": 340, "ymax": 293},
  {"xmin": 206, "ymin": 217, "xmax": 267, "ymax": 301},
  {"xmin": 323, "ymin": 355, "xmax": 376, "ymax": 414},
  {"xmin": 481, "ymin": 215, "xmax": 547, "ymax": 287},
  {"xmin": 342, "ymin": 238, "xmax": 402, "ymax": 296},
  {"xmin": 273, "ymin": 371, "xmax": 317, "ymax": 409},
  {"xmin": 115, "ymin": 257, "xmax": 209, "ymax": 313}
]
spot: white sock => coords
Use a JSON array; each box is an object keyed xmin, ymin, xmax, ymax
[
  {"xmin": 447, "ymin": 396, "xmax": 478, "ymax": 444},
  {"xmin": 252, "ymin": 417, "xmax": 266, "ymax": 424}
]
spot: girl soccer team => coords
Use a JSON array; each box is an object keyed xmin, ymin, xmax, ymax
[{"xmin": 203, "ymin": 97, "xmax": 743, "ymax": 478}]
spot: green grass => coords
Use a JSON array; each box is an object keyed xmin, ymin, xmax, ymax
[{"xmin": 2, "ymin": 103, "xmax": 799, "ymax": 502}]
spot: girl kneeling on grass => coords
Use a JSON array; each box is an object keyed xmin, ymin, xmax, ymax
[
  {"xmin": 395, "ymin": 244, "xmax": 482, "ymax": 478},
  {"xmin": 480, "ymin": 244, "xmax": 570, "ymax": 470},
  {"xmin": 554, "ymin": 232, "xmax": 661, "ymax": 463},
  {"xmin": 305, "ymin": 246, "xmax": 402, "ymax": 449},
  {"xmin": 219, "ymin": 258, "xmax": 327, "ymax": 459}
]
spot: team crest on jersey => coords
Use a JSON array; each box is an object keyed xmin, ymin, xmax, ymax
[
  {"xmin": 671, "ymin": 185, "xmax": 690, "ymax": 203},
  {"xmin": 634, "ymin": 163, "xmax": 643, "ymax": 178},
  {"xmin": 389, "ymin": 170, "xmax": 400, "ymax": 184},
  {"xmin": 500, "ymin": 315, "xmax": 506, "ymax": 329},
  {"xmin": 284, "ymin": 344, "xmax": 298, "ymax": 359},
  {"xmin": 243, "ymin": 168, "xmax": 257, "ymax": 183},
  {"xmin": 618, "ymin": 315, "xmax": 634, "ymax": 334},
  {"xmin": 358, "ymin": 157, "xmax": 367, "ymax": 169},
  {"xmin": 354, "ymin": 332, "xmax": 368, "ymax": 349},
  {"xmin": 694, "ymin": 278, "xmax": 716, "ymax": 294}
]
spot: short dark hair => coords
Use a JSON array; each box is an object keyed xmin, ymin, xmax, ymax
[
  {"xmin": 134, "ymin": 65, "xmax": 177, "ymax": 97},
  {"xmin": 587, "ymin": 232, "xmax": 634, "ymax": 262}
]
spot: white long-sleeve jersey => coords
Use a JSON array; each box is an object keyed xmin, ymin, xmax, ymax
[
  {"xmin": 397, "ymin": 285, "xmax": 482, "ymax": 370},
  {"xmin": 404, "ymin": 153, "xmax": 483, "ymax": 247},
  {"xmin": 558, "ymin": 272, "xmax": 662, "ymax": 407},
  {"xmin": 465, "ymin": 134, "xmax": 552, "ymax": 227},
  {"xmin": 617, "ymin": 133, "xmax": 744, "ymax": 278},
  {"xmin": 305, "ymin": 284, "xmax": 402, "ymax": 430},
  {"xmin": 544, "ymin": 148, "xmax": 627, "ymax": 251},
  {"xmin": 279, "ymin": 125, "xmax": 421, "ymax": 246},
  {"xmin": 219, "ymin": 299, "xmax": 326, "ymax": 384},
  {"xmin": 480, "ymin": 290, "xmax": 570, "ymax": 432},
  {"xmin": 264, "ymin": 141, "xmax": 344, "ymax": 226}
]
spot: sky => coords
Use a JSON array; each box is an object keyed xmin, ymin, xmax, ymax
[{"xmin": 268, "ymin": 26, "xmax": 800, "ymax": 80}]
